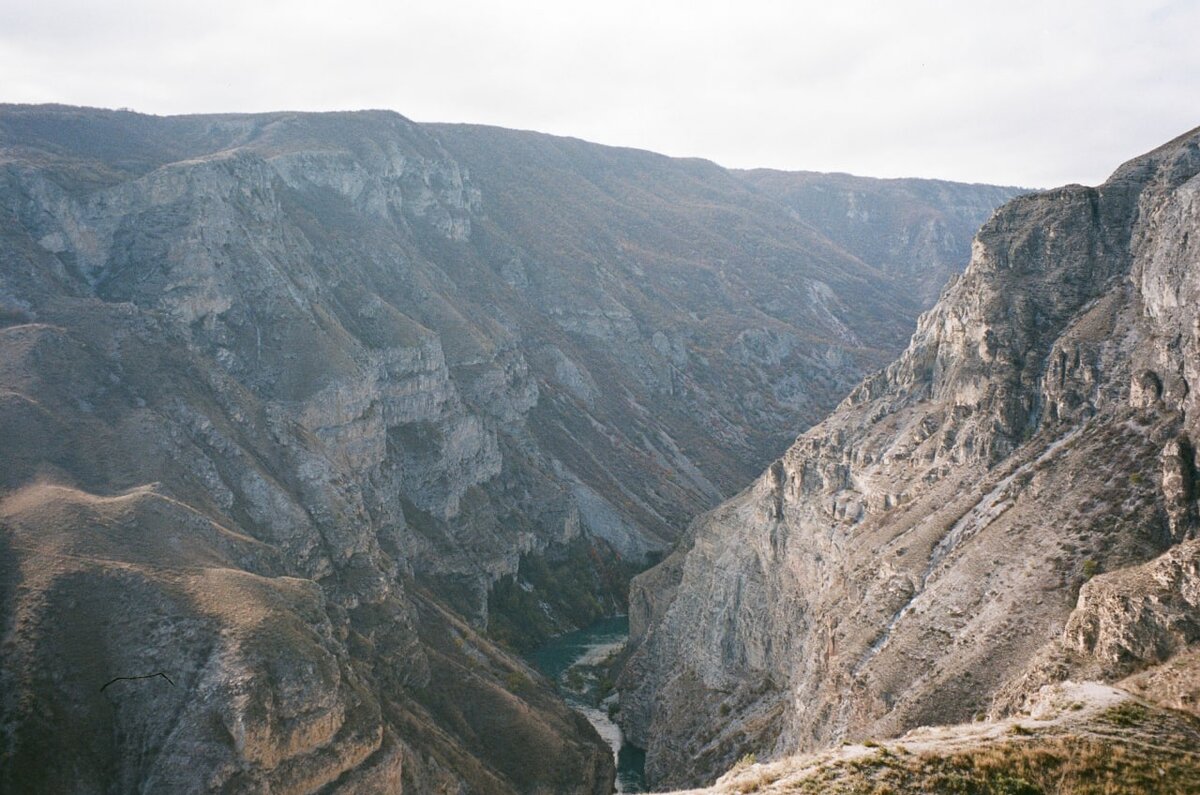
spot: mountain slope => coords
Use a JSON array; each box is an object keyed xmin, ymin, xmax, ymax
[
  {"xmin": 739, "ymin": 169, "xmax": 1023, "ymax": 304},
  {"xmin": 619, "ymin": 126, "xmax": 1200, "ymax": 789},
  {"xmin": 0, "ymin": 105, "xmax": 1018, "ymax": 793}
]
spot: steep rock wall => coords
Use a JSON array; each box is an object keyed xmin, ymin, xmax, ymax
[{"xmin": 620, "ymin": 127, "xmax": 1200, "ymax": 789}]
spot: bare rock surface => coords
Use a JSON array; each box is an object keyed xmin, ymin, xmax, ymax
[{"xmin": 620, "ymin": 126, "xmax": 1200, "ymax": 789}]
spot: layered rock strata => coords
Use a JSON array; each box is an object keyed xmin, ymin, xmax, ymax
[{"xmin": 620, "ymin": 126, "xmax": 1200, "ymax": 789}]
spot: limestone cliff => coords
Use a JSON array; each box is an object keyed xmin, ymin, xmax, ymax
[{"xmin": 620, "ymin": 126, "xmax": 1200, "ymax": 789}]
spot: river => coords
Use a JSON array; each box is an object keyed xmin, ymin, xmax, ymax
[{"xmin": 527, "ymin": 616, "xmax": 646, "ymax": 793}]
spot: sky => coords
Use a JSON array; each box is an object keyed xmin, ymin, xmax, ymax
[{"xmin": 1, "ymin": 0, "xmax": 1198, "ymax": 187}]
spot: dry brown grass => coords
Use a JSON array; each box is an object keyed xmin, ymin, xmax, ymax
[
  {"xmin": 728, "ymin": 731, "xmax": 1200, "ymax": 794},
  {"xmin": 930, "ymin": 737, "xmax": 1200, "ymax": 794}
]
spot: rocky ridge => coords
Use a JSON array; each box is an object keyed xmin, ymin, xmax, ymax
[{"xmin": 619, "ymin": 126, "xmax": 1200, "ymax": 789}]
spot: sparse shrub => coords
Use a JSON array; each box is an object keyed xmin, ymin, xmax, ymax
[
  {"xmin": 1102, "ymin": 701, "xmax": 1148, "ymax": 728},
  {"xmin": 504, "ymin": 671, "xmax": 532, "ymax": 694},
  {"xmin": 0, "ymin": 305, "xmax": 31, "ymax": 326},
  {"xmin": 1082, "ymin": 558, "xmax": 1100, "ymax": 579},
  {"xmin": 486, "ymin": 536, "xmax": 640, "ymax": 651},
  {"xmin": 735, "ymin": 768, "xmax": 780, "ymax": 794},
  {"xmin": 596, "ymin": 675, "xmax": 615, "ymax": 702},
  {"xmin": 732, "ymin": 752, "xmax": 757, "ymax": 771}
]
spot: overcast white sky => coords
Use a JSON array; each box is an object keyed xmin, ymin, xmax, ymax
[{"xmin": 2, "ymin": 0, "xmax": 1198, "ymax": 187}]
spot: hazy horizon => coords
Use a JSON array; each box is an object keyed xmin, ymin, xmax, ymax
[{"xmin": 3, "ymin": 0, "xmax": 1198, "ymax": 188}]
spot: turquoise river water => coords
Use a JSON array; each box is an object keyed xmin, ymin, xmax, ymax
[{"xmin": 527, "ymin": 616, "xmax": 646, "ymax": 792}]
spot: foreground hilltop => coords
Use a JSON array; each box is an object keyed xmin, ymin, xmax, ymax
[
  {"xmin": 682, "ymin": 683, "xmax": 1200, "ymax": 794},
  {"xmin": 0, "ymin": 105, "xmax": 1017, "ymax": 793},
  {"xmin": 620, "ymin": 125, "xmax": 1200, "ymax": 789}
]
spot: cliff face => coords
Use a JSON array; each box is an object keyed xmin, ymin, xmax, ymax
[
  {"xmin": 738, "ymin": 170, "xmax": 1022, "ymax": 305},
  {"xmin": 0, "ymin": 106, "xmax": 1018, "ymax": 793},
  {"xmin": 620, "ymin": 127, "xmax": 1200, "ymax": 789},
  {"xmin": 0, "ymin": 186, "xmax": 612, "ymax": 794}
]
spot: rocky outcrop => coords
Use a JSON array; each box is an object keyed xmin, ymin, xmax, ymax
[
  {"xmin": 1068, "ymin": 539, "xmax": 1200, "ymax": 675},
  {"xmin": 620, "ymin": 126, "xmax": 1200, "ymax": 789},
  {"xmin": 995, "ymin": 537, "xmax": 1200, "ymax": 721}
]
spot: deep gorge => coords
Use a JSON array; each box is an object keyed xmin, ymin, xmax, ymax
[{"xmin": 12, "ymin": 104, "xmax": 1200, "ymax": 795}]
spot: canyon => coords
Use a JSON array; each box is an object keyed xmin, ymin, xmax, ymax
[
  {"xmin": 0, "ymin": 104, "xmax": 1017, "ymax": 793},
  {"xmin": 8, "ymin": 103, "xmax": 1199, "ymax": 795}
]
